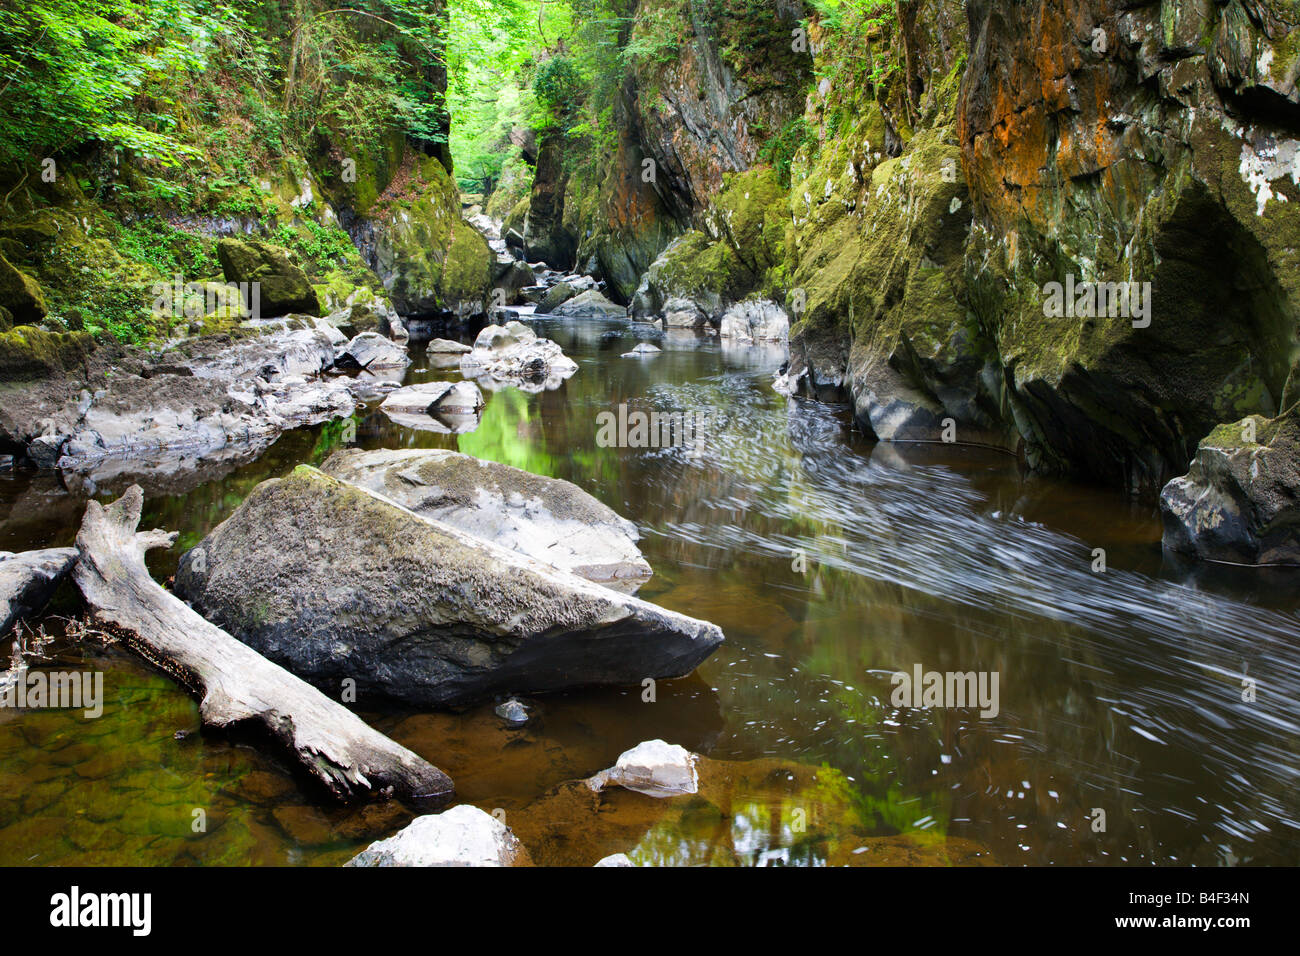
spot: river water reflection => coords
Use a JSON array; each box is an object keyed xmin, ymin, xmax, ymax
[{"xmin": 1, "ymin": 315, "xmax": 1297, "ymax": 865}]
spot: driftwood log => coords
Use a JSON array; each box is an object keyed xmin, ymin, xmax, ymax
[{"xmin": 73, "ymin": 485, "xmax": 454, "ymax": 806}]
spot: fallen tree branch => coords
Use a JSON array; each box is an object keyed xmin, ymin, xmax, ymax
[{"xmin": 73, "ymin": 486, "xmax": 453, "ymax": 807}]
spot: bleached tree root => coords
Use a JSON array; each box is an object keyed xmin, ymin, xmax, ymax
[{"xmin": 73, "ymin": 486, "xmax": 453, "ymax": 806}]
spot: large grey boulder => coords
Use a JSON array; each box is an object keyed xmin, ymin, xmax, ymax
[
  {"xmin": 550, "ymin": 290, "xmax": 625, "ymax": 319},
  {"xmin": 346, "ymin": 805, "xmax": 526, "ymax": 867},
  {"xmin": 321, "ymin": 448, "xmax": 652, "ymax": 588},
  {"xmin": 174, "ymin": 466, "xmax": 724, "ymax": 707},
  {"xmin": 661, "ymin": 297, "xmax": 710, "ymax": 330},
  {"xmin": 334, "ymin": 332, "xmax": 410, "ymax": 371},
  {"xmin": 0, "ymin": 548, "xmax": 77, "ymax": 635},
  {"xmin": 1160, "ymin": 410, "xmax": 1300, "ymax": 566},
  {"xmin": 459, "ymin": 321, "xmax": 577, "ymax": 392}
]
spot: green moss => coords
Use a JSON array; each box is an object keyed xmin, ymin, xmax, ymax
[{"xmin": 0, "ymin": 325, "xmax": 94, "ymax": 381}]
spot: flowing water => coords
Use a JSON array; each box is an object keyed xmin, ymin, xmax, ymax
[{"xmin": 2, "ymin": 314, "xmax": 1298, "ymax": 866}]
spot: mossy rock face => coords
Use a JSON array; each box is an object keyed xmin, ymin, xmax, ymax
[
  {"xmin": 0, "ymin": 326, "xmax": 93, "ymax": 381},
  {"xmin": 216, "ymin": 239, "xmax": 321, "ymax": 318},
  {"xmin": 1161, "ymin": 405, "xmax": 1300, "ymax": 565},
  {"xmin": 0, "ymin": 305, "xmax": 12, "ymax": 333},
  {"xmin": 359, "ymin": 155, "xmax": 493, "ymax": 317},
  {"xmin": 346, "ymin": 304, "xmax": 381, "ymax": 334},
  {"xmin": 0, "ymin": 254, "xmax": 48, "ymax": 325}
]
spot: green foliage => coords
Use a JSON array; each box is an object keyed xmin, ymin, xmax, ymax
[
  {"xmin": 116, "ymin": 219, "xmax": 218, "ymax": 278},
  {"xmin": 0, "ymin": 0, "xmax": 209, "ymax": 167},
  {"xmin": 758, "ymin": 116, "xmax": 811, "ymax": 189},
  {"xmin": 269, "ymin": 217, "xmax": 355, "ymax": 274},
  {"xmin": 534, "ymin": 56, "xmax": 584, "ymax": 116}
]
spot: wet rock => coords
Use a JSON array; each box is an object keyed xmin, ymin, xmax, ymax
[
  {"xmin": 1160, "ymin": 410, "xmax": 1300, "ymax": 566},
  {"xmin": 321, "ymin": 447, "xmax": 652, "ymax": 587},
  {"xmin": 621, "ymin": 343, "xmax": 661, "ymax": 359},
  {"xmin": 333, "ymin": 331, "xmax": 410, "ymax": 371},
  {"xmin": 661, "ymin": 297, "xmax": 710, "ymax": 330},
  {"xmin": 494, "ymin": 698, "xmax": 530, "ymax": 727},
  {"xmin": 345, "ymin": 805, "xmax": 527, "ymax": 867},
  {"xmin": 379, "ymin": 381, "xmax": 483, "ymax": 416},
  {"xmin": 0, "ymin": 548, "xmax": 77, "ymax": 635},
  {"xmin": 174, "ymin": 466, "xmax": 723, "ymax": 708},
  {"xmin": 535, "ymin": 281, "xmax": 579, "ymax": 314},
  {"xmin": 594, "ymin": 853, "xmax": 633, "ymax": 867},
  {"xmin": 378, "ymin": 382, "xmax": 484, "ymax": 434},
  {"xmin": 551, "ymin": 290, "xmax": 626, "ymax": 319},
  {"xmin": 426, "ymin": 338, "xmax": 472, "ymax": 355},
  {"xmin": 587, "ymin": 740, "xmax": 700, "ymax": 798},
  {"xmin": 459, "ymin": 321, "xmax": 577, "ymax": 392},
  {"xmin": 719, "ymin": 300, "xmax": 789, "ymax": 345},
  {"xmin": 216, "ymin": 238, "xmax": 320, "ymax": 318},
  {"xmin": 1, "ymin": 327, "xmax": 356, "ymax": 487}
]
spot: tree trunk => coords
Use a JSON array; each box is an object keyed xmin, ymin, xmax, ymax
[{"xmin": 73, "ymin": 486, "xmax": 453, "ymax": 807}]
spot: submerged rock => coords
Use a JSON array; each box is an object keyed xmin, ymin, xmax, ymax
[
  {"xmin": 587, "ymin": 740, "xmax": 700, "ymax": 798},
  {"xmin": 621, "ymin": 343, "xmax": 661, "ymax": 359},
  {"xmin": 0, "ymin": 548, "xmax": 77, "ymax": 635},
  {"xmin": 174, "ymin": 466, "xmax": 723, "ymax": 707},
  {"xmin": 321, "ymin": 447, "xmax": 652, "ymax": 588},
  {"xmin": 1160, "ymin": 410, "xmax": 1300, "ymax": 566},
  {"xmin": 459, "ymin": 321, "xmax": 577, "ymax": 392},
  {"xmin": 345, "ymin": 805, "xmax": 527, "ymax": 867}
]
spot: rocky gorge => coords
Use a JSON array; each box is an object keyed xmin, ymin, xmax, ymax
[{"xmin": 0, "ymin": 0, "xmax": 1298, "ymax": 874}]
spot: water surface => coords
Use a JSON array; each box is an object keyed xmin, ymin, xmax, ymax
[{"xmin": 2, "ymin": 315, "xmax": 1297, "ymax": 866}]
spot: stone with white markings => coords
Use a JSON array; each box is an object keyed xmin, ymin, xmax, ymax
[
  {"xmin": 587, "ymin": 740, "xmax": 700, "ymax": 798},
  {"xmin": 346, "ymin": 805, "xmax": 526, "ymax": 867}
]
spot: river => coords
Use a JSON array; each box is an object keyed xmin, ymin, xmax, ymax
[{"xmin": 1, "ymin": 313, "xmax": 1297, "ymax": 866}]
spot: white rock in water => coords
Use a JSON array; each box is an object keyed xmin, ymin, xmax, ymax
[
  {"xmin": 587, "ymin": 739, "xmax": 699, "ymax": 798},
  {"xmin": 719, "ymin": 300, "xmax": 790, "ymax": 345},
  {"xmin": 378, "ymin": 382, "xmax": 484, "ymax": 434},
  {"xmin": 460, "ymin": 321, "xmax": 577, "ymax": 392},
  {"xmin": 426, "ymin": 338, "xmax": 472, "ymax": 354},
  {"xmin": 622, "ymin": 343, "xmax": 661, "ymax": 359},
  {"xmin": 494, "ymin": 697, "xmax": 530, "ymax": 726},
  {"xmin": 345, "ymin": 805, "xmax": 525, "ymax": 867},
  {"xmin": 595, "ymin": 853, "xmax": 634, "ymax": 867},
  {"xmin": 379, "ymin": 381, "xmax": 484, "ymax": 416}
]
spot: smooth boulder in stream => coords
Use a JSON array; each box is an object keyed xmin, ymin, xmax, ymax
[
  {"xmin": 0, "ymin": 548, "xmax": 77, "ymax": 635},
  {"xmin": 173, "ymin": 466, "xmax": 723, "ymax": 707},
  {"xmin": 322, "ymin": 447, "xmax": 652, "ymax": 588}
]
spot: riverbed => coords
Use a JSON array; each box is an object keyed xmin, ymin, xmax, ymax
[{"xmin": 2, "ymin": 314, "xmax": 1298, "ymax": 866}]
